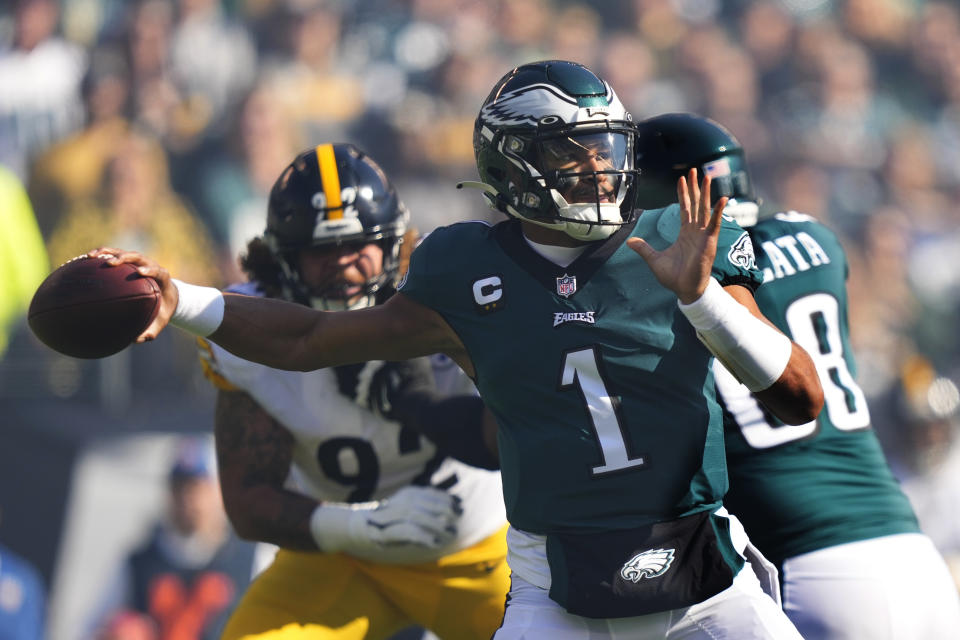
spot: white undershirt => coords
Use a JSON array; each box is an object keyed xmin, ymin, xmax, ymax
[{"xmin": 523, "ymin": 236, "xmax": 589, "ymax": 267}]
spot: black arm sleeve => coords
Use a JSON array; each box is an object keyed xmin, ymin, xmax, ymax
[
  {"xmin": 334, "ymin": 357, "xmax": 500, "ymax": 470},
  {"xmin": 392, "ymin": 388, "xmax": 500, "ymax": 471}
]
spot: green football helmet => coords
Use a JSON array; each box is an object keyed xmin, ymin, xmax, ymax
[
  {"xmin": 634, "ymin": 113, "xmax": 758, "ymax": 227},
  {"xmin": 467, "ymin": 60, "xmax": 638, "ymax": 241}
]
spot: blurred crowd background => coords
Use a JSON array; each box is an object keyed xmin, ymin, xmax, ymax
[{"xmin": 3, "ymin": 0, "xmax": 960, "ymax": 638}]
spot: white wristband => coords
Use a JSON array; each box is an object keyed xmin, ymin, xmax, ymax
[
  {"xmin": 170, "ymin": 279, "xmax": 225, "ymax": 337},
  {"xmin": 309, "ymin": 501, "xmax": 384, "ymax": 551},
  {"xmin": 679, "ymin": 278, "xmax": 792, "ymax": 392},
  {"xmin": 309, "ymin": 503, "xmax": 355, "ymax": 552}
]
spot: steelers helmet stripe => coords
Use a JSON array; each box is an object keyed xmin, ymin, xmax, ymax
[{"xmin": 316, "ymin": 144, "xmax": 343, "ymax": 217}]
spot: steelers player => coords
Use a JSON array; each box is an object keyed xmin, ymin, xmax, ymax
[
  {"xmin": 198, "ymin": 143, "xmax": 509, "ymax": 640},
  {"xmin": 634, "ymin": 112, "xmax": 960, "ymax": 640}
]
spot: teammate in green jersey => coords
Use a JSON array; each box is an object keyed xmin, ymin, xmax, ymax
[
  {"xmin": 634, "ymin": 112, "xmax": 960, "ymax": 640},
  {"xmin": 89, "ymin": 61, "xmax": 823, "ymax": 639}
]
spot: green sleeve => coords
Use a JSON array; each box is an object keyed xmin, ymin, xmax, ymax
[
  {"xmin": 397, "ymin": 227, "xmax": 440, "ymax": 308},
  {"xmin": 398, "ymin": 223, "xmax": 482, "ymax": 315},
  {"xmin": 713, "ymin": 219, "xmax": 763, "ymax": 292},
  {"xmin": 651, "ymin": 204, "xmax": 762, "ymax": 291}
]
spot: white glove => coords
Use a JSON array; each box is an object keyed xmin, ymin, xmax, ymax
[{"xmin": 310, "ymin": 486, "xmax": 461, "ymax": 563}]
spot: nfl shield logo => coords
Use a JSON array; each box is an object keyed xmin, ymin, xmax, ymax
[{"xmin": 556, "ymin": 274, "xmax": 577, "ymax": 298}]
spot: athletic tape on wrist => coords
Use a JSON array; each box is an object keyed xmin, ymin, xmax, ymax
[
  {"xmin": 170, "ymin": 279, "xmax": 225, "ymax": 337},
  {"xmin": 679, "ymin": 278, "xmax": 792, "ymax": 392}
]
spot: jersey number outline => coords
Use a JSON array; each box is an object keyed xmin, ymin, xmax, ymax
[
  {"xmin": 717, "ymin": 292, "xmax": 869, "ymax": 449},
  {"xmin": 560, "ymin": 346, "xmax": 646, "ymax": 475}
]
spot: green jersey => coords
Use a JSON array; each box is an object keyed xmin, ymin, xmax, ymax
[
  {"xmin": 400, "ymin": 206, "xmax": 762, "ymax": 535},
  {"xmin": 717, "ymin": 211, "xmax": 920, "ymax": 567}
]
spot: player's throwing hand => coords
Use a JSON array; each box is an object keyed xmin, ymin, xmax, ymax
[{"xmin": 88, "ymin": 247, "xmax": 179, "ymax": 343}]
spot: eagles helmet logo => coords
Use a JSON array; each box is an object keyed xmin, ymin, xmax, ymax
[
  {"xmin": 479, "ymin": 82, "xmax": 618, "ymax": 129},
  {"xmin": 620, "ymin": 548, "xmax": 676, "ymax": 583}
]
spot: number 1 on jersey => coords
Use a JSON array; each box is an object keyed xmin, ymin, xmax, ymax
[{"xmin": 561, "ymin": 347, "xmax": 646, "ymax": 475}]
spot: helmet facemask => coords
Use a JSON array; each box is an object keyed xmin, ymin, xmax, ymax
[
  {"xmin": 273, "ymin": 243, "xmax": 395, "ymax": 312},
  {"xmin": 535, "ymin": 124, "xmax": 635, "ymax": 240},
  {"xmin": 480, "ymin": 120, "xmax": 637, "ymax": 241},
  {"xmin": 269, "ymin": 214, "xmax": 406, "ymax": 311}
]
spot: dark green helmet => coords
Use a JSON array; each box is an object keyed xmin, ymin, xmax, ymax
[
  {"xmin": 634, "ymin": 113, "xmax": 757, "ymax": 226},
  {"xmin": 468, "ymin": 60, "xmax": 638, "ymax": 241}
]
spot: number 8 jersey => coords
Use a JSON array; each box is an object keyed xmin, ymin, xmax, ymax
[{"xmin": 716, "ymin": 211, "xmax": 919, "ymax": 567}]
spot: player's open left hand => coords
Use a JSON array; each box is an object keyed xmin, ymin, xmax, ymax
[
  {"xmin": 626, "ymin": 168, "xmax": 728, "ymax": 304},
  {"xmin": 88, "ymin": 247, "xmax": 178, "ymax": 343}
]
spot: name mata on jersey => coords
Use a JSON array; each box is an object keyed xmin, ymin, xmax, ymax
[{"xmin": 753, "ymin": 212, "xmax": 831, "ymax": 282}]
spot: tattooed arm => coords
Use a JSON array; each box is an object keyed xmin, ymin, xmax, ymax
[{"xmin": 214, "ymin": 389, "xmax": 321, "ymax": 550}]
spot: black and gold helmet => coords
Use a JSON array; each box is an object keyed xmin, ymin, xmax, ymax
[{"xmin": 264, "ymin": 143, "xmax": 409, "ymax": 308}]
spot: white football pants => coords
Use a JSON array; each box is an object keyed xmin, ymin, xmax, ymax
[
  {"xmin": 782, "ymin": 533, "xmax": 960, "ymax": 640},
  {"xmin": 493, "ymin": 563, "xmax": 802, "ymax": 640}
]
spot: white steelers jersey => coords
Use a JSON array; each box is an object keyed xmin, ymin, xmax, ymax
[{"xmin": 199, "ymin": 284, "xmax": 506, "ymax": 561}]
